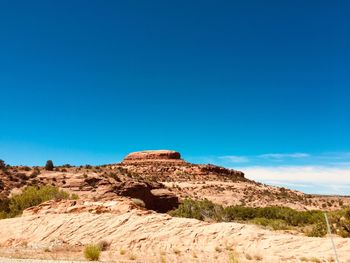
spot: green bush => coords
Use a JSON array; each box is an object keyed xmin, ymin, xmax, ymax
[
  {"xmin": 8, "ymin": 185, "xmax": 70, "ymax": 217},
  {"xmin": 84, "ymin": 244, "xmax": 101, "ymax": 261},
  {"xmin": 250, "ymin": 218, "xmax": 290, "ymax": 230},
  {"xmin": 169, "ymin": 199, "xmax": 224, "ymax": 221},
  {"xmin": 0, "ymin": 159, "xmax": 6, "ymax": 170},
  {"xmin": 169, "ymin": 199, "xmax": 350, "ymax": 237},
  {"xmin": 305, "ymin": 222, "xmax": 327, "ymax": 237},
  {"xmin": 45, "ymin": 160, "xmax": 54, "ymax": 171}
]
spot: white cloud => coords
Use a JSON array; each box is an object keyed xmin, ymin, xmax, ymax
[
  {"xmin": 238, "ymin": 165, "xmax": 350, "ymax": 194},
  {"xmin": 219, "ymin": 155, "xmax": 249, "ymax": 163},
  {"xmin": 242, "ymin": 165, "xmax": 350, "ymax": 183},
  {"xmin": 258, "ymin": 153, "xmax": 310, "ymax": 159}
]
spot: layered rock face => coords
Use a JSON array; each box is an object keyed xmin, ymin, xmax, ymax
[
  {"xmin": 123, "ymin": 150, "xmax": 182, "ymax": 162},
  {"xmin": 117, "ymin": 150, "xmax": 245, "ymax": 182}
]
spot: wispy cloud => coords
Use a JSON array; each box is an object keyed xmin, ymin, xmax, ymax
[
  {"xmin": 239, "ymin": 165, "xmax": 350, "ymax": 195},
  {"xmin": 258, "ymin": 153, "xmax": 310, "ymax": 159},
  {"xmin": 189, "ymin": 151, "xmax": 350, "ymax": 194},
  {"xmin": 219, "ymin": 155, "xmax": 249, "ymax": 163}
]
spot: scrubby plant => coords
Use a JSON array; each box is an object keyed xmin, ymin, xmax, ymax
[
  {"xmin": 169, "ymin": 198, "xmax": 224, "ymax": 221},
  {"xmin": 8, "ymin": 185, "xmax": 70, "ymax": 217},
  {"xmin": 84, "ymin": 244, "xmax": 101, "ymax": 261},
  {"xmin": 305, "ymin": 222, "xmax": 327, "ymax": 237},
  {"xmin": 0, "ymin": 159, "xmax": 5, "ymax": 168},
  {"xmin": 169, "ymin": 199, "xmax": 350, "ymax": 237},
  {"xmin": 250, "ymin": 218, "xmax": 290, "ymax": 230},
  {"xmin": 71, "ymin": 193, "xmax": 79, "ymax": 200},
  {"xmin": 16, "ymin": 173, "xmax": 29, "ymax": 181},
  {"xmin": 97, "ymin": 240, "xmax": 110, "ymax": 251},
  {"xmin": 228, "ymin": 251, "xmax": 239, "ymax": 263},
  {"xmin": 45, "ymin": 160, "xmax": 54, "ymax": 171},
  {"xmin": 128, "ymin": 253, "xmax": 137, "ymax": 260},
  {"xmin": 22, "ymin": 166, "xmax": 31, "ymax": 171},
  {"xmin": 30, "ymin": 168, "xmax": 41, "ymax": 178}
]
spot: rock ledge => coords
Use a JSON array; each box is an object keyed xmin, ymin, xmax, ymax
[{"xmin": 123, "ymin": 150, "xmax": 181, "ymax": 162}]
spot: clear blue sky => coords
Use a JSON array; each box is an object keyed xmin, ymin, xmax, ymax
[{"xmin": 0, "ymin": 0, "xmax": 349, "ymax": 174}]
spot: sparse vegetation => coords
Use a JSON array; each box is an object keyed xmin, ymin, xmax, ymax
[
  {"xmin": 97, "ymin": 240, "xmax": 110, "ymax": 251},
  {"xmin": 0, "ymin": 185, "xmax": 75, "ymax": 218},
  {"xmin": 228, "ymin": 251, "xmax": 239, "ymax": 263},
  {"xmin": 84, "ymin": 244, "xmax": 101, "ymax": 261},
  {"xmin": 30, "ymin": 168, "xmax": 40, "ymax": 178},
  {"xmin": 128, "ymin": 253, "xmax": 137, "ymax": 260},
  {"xmin": 0, "ymin": 159, "xmax": 7, "ymax": 172},
  {"xmin": 215, "ymin": 246, "xmax": 222, "ymax": 252},
  {"xmin": 45, "ymin": 160, "xmax": 54, "ymax": 171},
  {"xmin": 173, "ymin": 248, "xmax": 181, "ymax": 255},
  {"xmin": 170, "ymin": 199, "xmax": 350, "ymax": 237}
]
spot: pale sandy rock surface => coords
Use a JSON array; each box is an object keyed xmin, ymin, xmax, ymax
[
  {"xmin": 0, "ymin": 200, "xmax": 349, "ymax": 263},
  {"xmin": 0, "ymin": 259, "xmax": 86, "ymax": 263}
]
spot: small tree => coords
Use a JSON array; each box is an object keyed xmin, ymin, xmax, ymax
[
  {"xmin": 0, "ymin": 159, "xmax": 5, "ymax": 169},
  {"xmin": 45, "ymin": 160, "xmax": 54, "ymax": 171}
]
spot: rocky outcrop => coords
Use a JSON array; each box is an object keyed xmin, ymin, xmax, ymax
[
  {"xmin": 114, "ymin": 181, "xmax": 179, "ymax": 213},
  {"xmin": 198, "ymin": 164, "xmax": 245, "ymax": 178},
  {"xmin": 123, "ymin": 150, "xmax": 182, "ymax": 162},
  {"xmin": 2, "ymin": 201, "xmax": 350, "ymax": 263},
  {"xmin": 116, "ymin": 151, "xmax": 245, "ymax": 182}
]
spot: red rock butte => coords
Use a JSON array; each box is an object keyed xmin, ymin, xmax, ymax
[{"xmin": 123, "ymin": 150, "xmax": 182, "ymax": 162}]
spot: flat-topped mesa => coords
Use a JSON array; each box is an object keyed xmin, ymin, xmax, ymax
[
  {"xmin": 119, "ymin": 150, "xmax": 245, "ymax": 181},
  {"xmin": 123, "ymin": 150, "xmax": 182, "ymax": 163}
]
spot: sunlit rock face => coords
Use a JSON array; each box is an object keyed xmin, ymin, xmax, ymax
[{"xmin": 123, "ymin": 150, "xmax": 181, "ymax": 162}]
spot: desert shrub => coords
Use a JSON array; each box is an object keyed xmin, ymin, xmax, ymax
[
  {"xmin": 305, "ymin": 222, "xmax": 327, "ymax": 237},
  {"xmin": 0, "ymin": 160, "xmax": 6, "ymax": 172},
  {"xmin": 329, "ymin": 209, "xmax": 350, "ymax": 237},
  {"xmin": 107, "ymin": 172, "xmax": 121, "ymax": 181},
  {"xmin": 250, "ymin": 218, "xmax": 290, "ymax": 230},
  {"xmin": 16, "ymin": 173, "xmax": 29, "ymax": 181},
  {"xmin": 169, "ymin": 199, "xmax": 350, "ymax": 237},
  {"xmin": 30, "ymin": 168, "xmax": 40, "ymax": 178},
  {"xmin": 71, "ymin": 193, "xmax": 79, "ymax": 200},
  {"xmin": 169, "ymin": 199, "xmax": 224, "ymax": 221},
  {"xmin": 45, "ymin": 160, "xmax": 54, "ymax": 171},
  {"xmin": 84, "ymin": 244, "xmax": 101, "ymax": 261},
  {"xmin": 97, "ymin": 240, "xmax": 110, "ymax": 251},
  {"xmin": 8, "ymin": 185, "xmax": 70, "ymax": 217},
  {"xmin": 0, "ymin": 198, "xmax": 10, "ymax": 218},
  {"xmin": 22, "ymin": 166, "xmax": 31, "ymax": 171},
  {"xmin": 0, "ymin": 159, "xmax": 5, "ymax": 168}
]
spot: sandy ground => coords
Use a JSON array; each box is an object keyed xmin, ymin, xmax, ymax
[{"xmin": 0, "ymin": 259, "xmax": 87, "ymax": 263}]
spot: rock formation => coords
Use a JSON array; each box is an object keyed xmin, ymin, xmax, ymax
[
  {"xmin": 123, "ymin": 150, "xmax": 182, "ymax": 162},
  {"xmin": 117, "ymin": 150, "xmax": 245, "ymax": 182}
]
